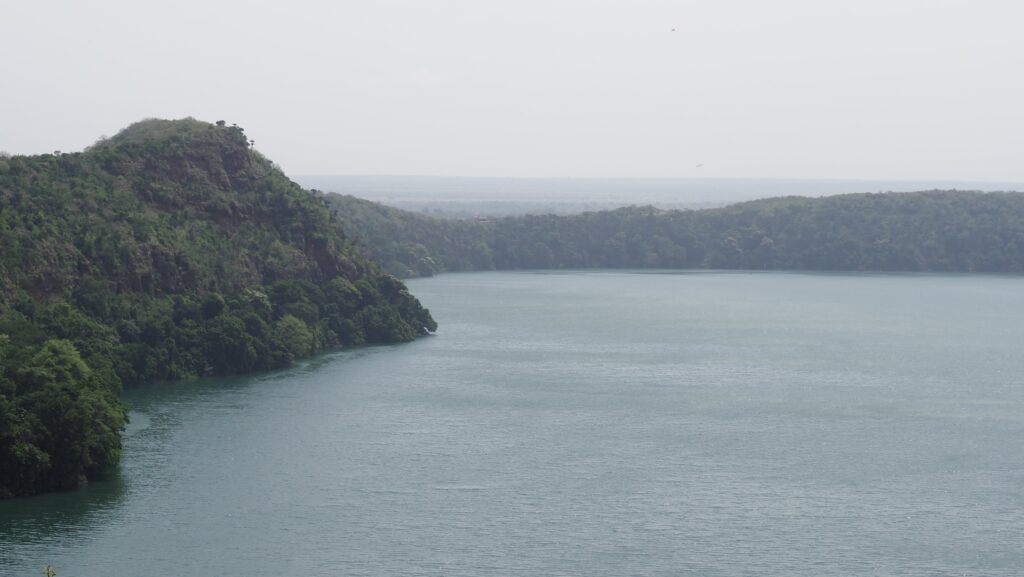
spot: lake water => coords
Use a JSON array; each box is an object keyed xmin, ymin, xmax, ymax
[{"xmin": 2, "ymin": 271, "xmax": 1024, "ymax": 576}]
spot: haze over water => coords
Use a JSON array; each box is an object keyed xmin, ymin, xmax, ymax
[
  {"xmin": 295, "ymin": 175, "xmax": 1024, "ymax": 216},
  {"xmin": 2, "ymin": 271, "xmax": 1023, "ymax": 576}
]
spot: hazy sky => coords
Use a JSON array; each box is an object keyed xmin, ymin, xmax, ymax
[{"xmin": 3, "ymin": 0, "xmax": 1023, "ymax": 180}]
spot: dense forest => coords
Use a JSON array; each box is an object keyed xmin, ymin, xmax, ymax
[
  {"xmin": 0, "ymin": 119, "xmax": 436, "ymax": 498},
  {"xmin": 326, "ymin": 190, "xmax": 1024, "ymax": 277}
]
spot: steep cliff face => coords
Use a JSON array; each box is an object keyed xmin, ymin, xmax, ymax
[{"xmin": 0, "ymin": 118, "xmax": 436, "ymax": 498}]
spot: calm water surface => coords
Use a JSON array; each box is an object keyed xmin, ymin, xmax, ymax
[{"xmin": 2, "ymin": 271, "xmax": 1024, "ymax": 576}]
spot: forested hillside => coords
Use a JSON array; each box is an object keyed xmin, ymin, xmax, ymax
[
  {"xmin": 0, "ymin": 119, "xmax": 435, "ymax": 498},
  {"xmin": 327, "ymin": 190, "xmax": 1024, "ymax": 276}
]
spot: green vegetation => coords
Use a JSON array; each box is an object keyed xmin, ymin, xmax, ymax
[
  {"xmin": 321, "ymin": 195, "xmax": 492, "ymax": 277},
  {"xmin": 327, "ymin": 190, "xmax": 1024, "ymax": 276},
  {"xmin": 6, "ymin": 117, "xmax": 1018, "ymax": 499},
  {"xmin": 0, "ymin": 119, "xmax": 435, "ymax": 498}
]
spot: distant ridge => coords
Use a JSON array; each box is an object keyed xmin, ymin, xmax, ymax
[
  {"xmin": 300, "ymin": 174, "xmax": 1024, "ymax": 217},
  {"xmin": 326, "ymin": 189, "xmax": 1024, "ymax": 277}
]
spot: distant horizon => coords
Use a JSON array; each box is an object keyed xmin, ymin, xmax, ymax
[
  {"xmin": 296, "ymin": 173, "xmax": 1024, "ymax": 187},
  {"xmin": 294, "ymin": 174, "xmax": 1024, "ymax": 215}
]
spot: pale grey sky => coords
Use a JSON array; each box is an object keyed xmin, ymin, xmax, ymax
[{"xmin": 2, "ymin": 0, "xmax": 1022, "ymax": 180}]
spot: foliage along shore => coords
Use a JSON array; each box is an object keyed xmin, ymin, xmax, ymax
[
  {"xmin": 0, "ymin": 119, "xmax": 436, "ymax": 498},
  {"xmin": 326, "ymin": 189, "xmax": 1024, "ymax": 278}
]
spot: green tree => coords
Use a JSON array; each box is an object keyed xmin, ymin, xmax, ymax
[
  {"xmin": 270, "ymin": 315, "xmax": 315, "ymax": 366},
  {"xmin": 6, "ymin": 340, "xmax": 126, "ymax": 494}
]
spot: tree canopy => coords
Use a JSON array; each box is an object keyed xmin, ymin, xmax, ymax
[
  {"xmin": 326, "ymin": 190, "xmax": 1024, "ymax": 276},
  {"xmin": 0, "ymin": 118, "xmax": 435, "ymax": 498}
]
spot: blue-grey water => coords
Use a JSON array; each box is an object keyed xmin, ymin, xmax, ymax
[{"xmin": 3, "ymin": 271, "xmax": 1024, "ymax": 576}]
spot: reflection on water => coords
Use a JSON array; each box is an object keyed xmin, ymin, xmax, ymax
[
  {"xmin": 0, "ymin": 343, "xmax": 408, "ymax": 573},
  {"xmin": 0, "ymin": 469, "xmax": 126, "ymax": 560},
  {"xmin": 2, "ymin": 272, "xmax": 1024, "ymax": 576}
]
